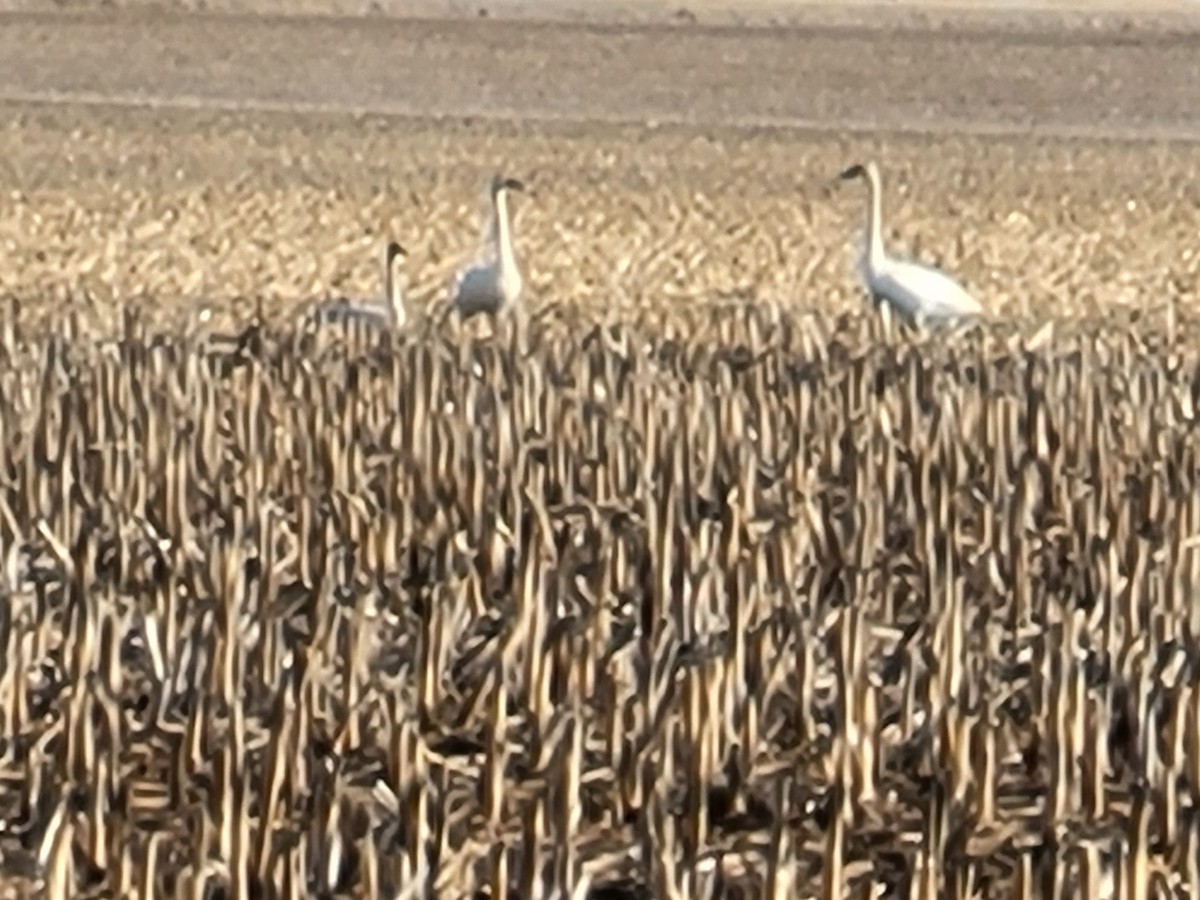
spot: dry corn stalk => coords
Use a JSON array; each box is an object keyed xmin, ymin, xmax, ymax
[{"xmin": 0, "ymin": 304, "xmax": 1196, "ymax": 899}]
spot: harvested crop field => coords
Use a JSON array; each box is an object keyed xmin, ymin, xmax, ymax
[
  {"xmin": 4, "ymin": 10, "xmax": 1200, "ymax": 894},
  {"xmin": 2, "ymin": 306, "xmax": 1200, "ymax": 898},
  {"xmin": 2, "ymin": 105, "xmax": 1200, "ymax": 333}
]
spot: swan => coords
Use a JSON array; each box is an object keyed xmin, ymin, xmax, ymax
[
  {"xmin": 450, "ymin": 175, "xmax": 525, "ymax": 317},
  {"xmin": 310, "ymin": 239, "xmax": 407, "ymax": 330},
  {"xmin": 838, "ymin": 161, "xmax": 982, "ymax": 329}
]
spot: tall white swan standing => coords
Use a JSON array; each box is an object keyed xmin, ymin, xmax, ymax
[
  {"xmin": 310, "ymin": 239, "xmax": 408, "ymax": 330},
  {"xmin": 450, "ymin": 174, "xmax": 525, "ymax": 318},
  {"xmin": 838, "ymin": 161, "xmax": 982, "ymax": 329}
]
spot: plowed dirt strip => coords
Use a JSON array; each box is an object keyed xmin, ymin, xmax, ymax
[{"xmin": 1, "ymin": 10, "xmax": 1200, "ymax": 141}]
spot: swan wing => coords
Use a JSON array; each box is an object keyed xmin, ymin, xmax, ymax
[
  {"xmin": 870, "ymin": 258, "xmax": 982, "ymax": 325},
  {"xmin": 452, "ymin": 261, "xmax": 502, "ymax": 315},
  {"xmin": 312, "ymin": 296, "xmax": 391, "ymax": 328}
]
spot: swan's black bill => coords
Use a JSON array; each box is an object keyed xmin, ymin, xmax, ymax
[
  {"xmin": 387, "ymin": 241, "xmax": 407, "ymax": 258},
  {"xmin": 838, "ymin": 164, "xmax": 867, "ymax": 181},
  {"xmin": 492, "ymin": 174, "xmax": 526, "ymax": 193}
]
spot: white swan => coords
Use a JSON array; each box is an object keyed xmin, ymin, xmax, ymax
[
  {"xmin": 839, "ymin": 161, "xmax": 982, "ymax": 329},
  {"xmin": 450, "ymin": 175, "xmax": 524, "ymax": 317},
  {"xmin": 310, "ymin": 240, "xmax": 408, "ymax": 330}
]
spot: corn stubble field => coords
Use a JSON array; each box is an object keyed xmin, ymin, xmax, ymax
[
  {"xmin": 5, "ymin": 110, "xmax": 1200, "ymax": 899},
  {"xmin": 1, "ymin": 296, "xmax": 1200, "ymax": 899}
]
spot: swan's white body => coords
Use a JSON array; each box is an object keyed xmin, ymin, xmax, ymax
[
  {"xmin": 451, "ymin": 176, "xmax": 524, "ymax": 317},
  {"xmin": 840, "ymin": 162, "xmax": 982, "ymax": 329},
  {"xmin": 311, "ymin": 240, "xmax": 407, "ymax": 330}
]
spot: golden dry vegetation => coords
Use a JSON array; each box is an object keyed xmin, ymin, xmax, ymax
[
  {"xmin": 4, "ymin": 104, "xmax": 1200, "ymax": 898},
  {"xmin": 3, "ymin": 108, "xmax": 1200, "ymax": 333},
  {"xmin": 1, "ymin": 299, "xmax": 1200, "ymax": 898}
]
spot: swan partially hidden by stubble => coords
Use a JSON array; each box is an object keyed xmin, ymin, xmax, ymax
[
  {"xmin": 309, "ymin": 239, "xmax": 408, "ymax": 331},
  {"xmin": 838, "ymin": 161, "xmax": 982, "ymax": 330},
  {"xmin": 450, "ymin": 174, "xmax": 525, "ymax": 318}
]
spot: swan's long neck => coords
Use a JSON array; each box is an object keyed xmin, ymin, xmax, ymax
[
  {"xmin": 384, "ymin": 245, "xmax": 404, "ymax": 324},
  {"xmin": 863, "ymin": 168, "xmax": 886, "ymax": 271},
  {"xmin": 493, "ymin": 189, "xmax": 518, "ymax": 280}
]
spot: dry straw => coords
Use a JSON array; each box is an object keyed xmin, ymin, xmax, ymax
[{"xmin": 0, "ymin": 300, "xmax": 1198, "ymax": 899}]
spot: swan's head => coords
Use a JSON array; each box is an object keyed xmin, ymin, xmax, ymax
[
  {"xmin": 491, "ymin": 174, "xmax": 525, "ymax": 197},
  {"xmin": 386, "ymin": 240, "xmax": 407, "ymax": 262},
  {"xmin": 838, "ymin": 162, "xmax": 878, "ymax": 184}
]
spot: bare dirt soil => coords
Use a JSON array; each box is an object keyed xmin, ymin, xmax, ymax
[
  {"xmin": 3, "ymin": 9, "xmax": 1200, "ymax": 139},
  {"xmin": 4, "ymin": 0, "xmax": 1200, "ymax": 31}
]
